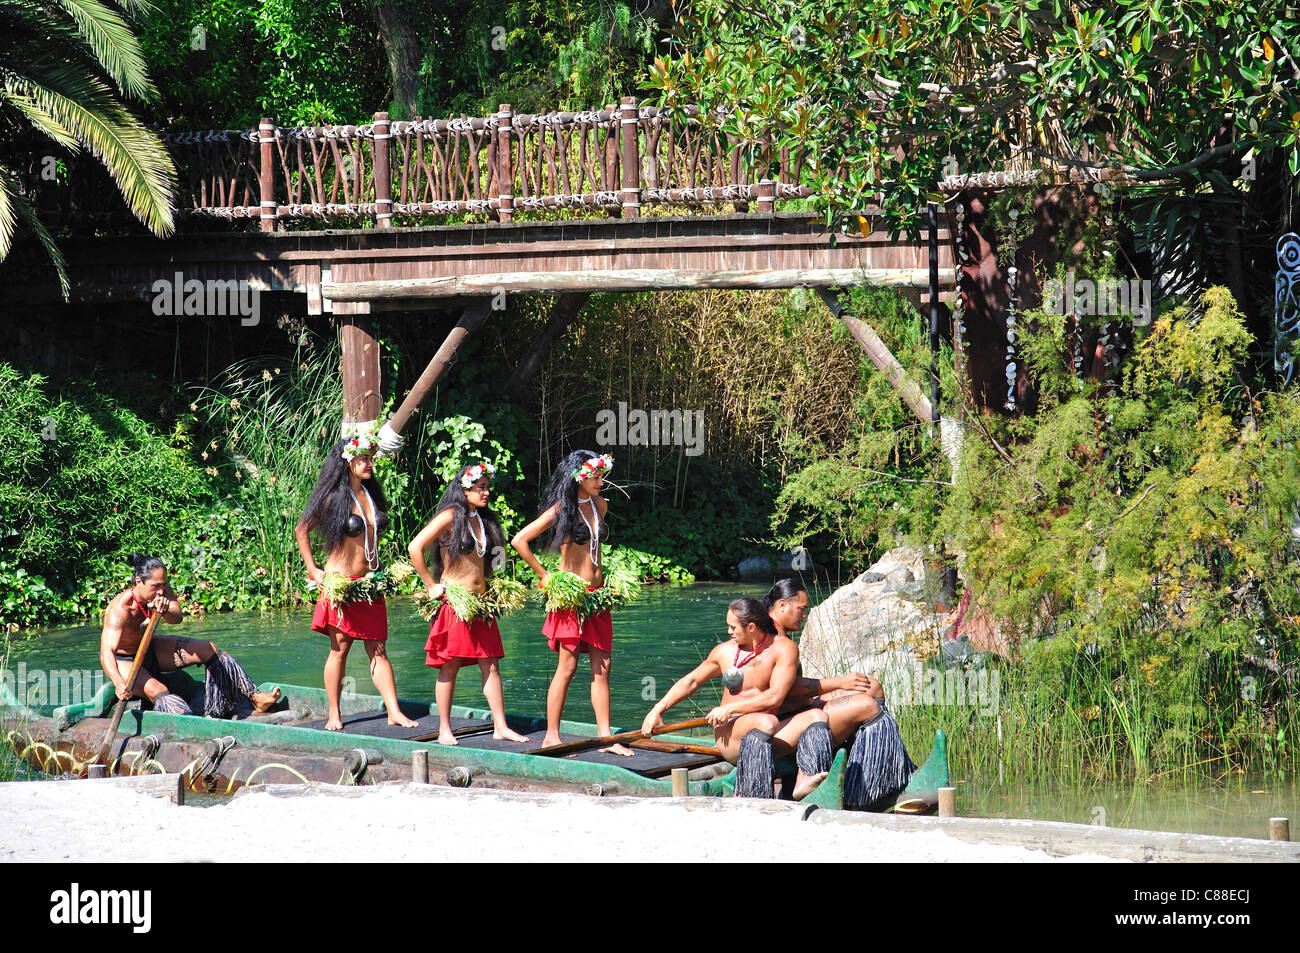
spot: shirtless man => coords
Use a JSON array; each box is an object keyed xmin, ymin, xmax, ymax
[
  {"xmin": 640, "ymin": 596, "xmax": 835, "ymax": 800},
  {"xmin": 766, "ymin": 578, "xmax": 886, "ymax": 743},
  {"xmin": 765, "ymin": 577, "xmax": 914, "ymax": 808},
  {"xmin": 100, "ymin": 553, "xmax": 280, "ymax": 717}
]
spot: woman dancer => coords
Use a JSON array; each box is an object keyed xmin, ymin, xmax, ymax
[
  {"xmin": 295, "ymin": 429, "xmax": 419, "ymax": 731},
  {"xmin": 408, "ymin": 462, "xmax": 531, "ymax": 746},
  {"xmin": 511, "ymin": 450, "xmax": 631, "ymax": 755}
]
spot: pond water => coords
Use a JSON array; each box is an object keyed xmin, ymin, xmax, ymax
[
  {"xmin": 5, "ymin": 581, "xmax": 1297, "ymax": 839},
  {"xmin": 4, "ymin": 582, "xmax": 754, "ymax": 729}
]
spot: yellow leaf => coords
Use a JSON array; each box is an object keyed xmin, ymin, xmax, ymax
[
  {"xmin": 1132, "ymin": 34, "xmax": 1141, "ymax": 54},
  {"xmin": 856, "ymin": 215, "xmax": 872, "ymax": 236},
  {"xmin": 1264, "ymin": 37, "xmax": 1275, "ymax": 60}
]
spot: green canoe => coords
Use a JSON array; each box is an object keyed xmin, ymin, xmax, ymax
[{"xmin": 3, "ymin": 678, "xmax": 948, "ymax": 811}]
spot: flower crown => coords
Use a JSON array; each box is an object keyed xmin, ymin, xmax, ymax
[
  {"xmin": 460, "ymin": 461, "xmax": 497, "ymax": 488},
  {"xmin": 342, "ymin": 427, "xmax": 380, "ymax": 461},
  {"xmin": 572, "ymin": 453, "xmax": 614, "ymax": 483}
]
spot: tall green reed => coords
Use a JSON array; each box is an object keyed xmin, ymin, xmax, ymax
[{"xmin": 192, "ymin": 333, "xmax": 343, "ymax": 606}]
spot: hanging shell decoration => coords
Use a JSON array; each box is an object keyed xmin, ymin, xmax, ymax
[{"xmin": 1275, "ymin": 232, "xmax": 1300, "ymax": 385}]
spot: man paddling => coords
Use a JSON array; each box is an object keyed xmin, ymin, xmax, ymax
[
  {"xmin": 640, "ymin": 597, "xmax": 835, "ymax": 800},
  {"xmin": 764, "ymin": 577, "xmax": 915, "ymax": 808},
  {"xmin": 767, "ymin": 577, "xmax": 884, "ymax": 736},
  {"xmin": 99, "ymin": 553, "xmax": 280, "ymax": 717}
]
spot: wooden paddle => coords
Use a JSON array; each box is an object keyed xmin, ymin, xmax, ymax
[
  {"xmin": 89, "ymin": 608, "xmax": 163, "ymax": 771},
  {"xmin": 530, "ymin": 716, "xmax": 711, "ymax": 758},
  {"xmin": 630, "ymin": 738, "xmax": 721, "ymax": 757}
]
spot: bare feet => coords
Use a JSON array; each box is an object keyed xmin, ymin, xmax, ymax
[
  {"xmin": 793, "ymin": 770, "xmax": 829, "ymax": 801},
  {"xmin": 541, "ymin": 733, "xmax": 562, "ymax": 748},
  {"xmin": 252, "ymin": 686, "xmax": 282, "ymax": 713},
  {"xmin": 389, "ymin": 712, "xmax": 421, "ymax": 729},
  {"xmin": 324, "ymin": 715, "xmax": 343, "ymax": 731},
  {"xmin": 435, "ymin": 731, "xmax": 459, "ymax": 746},
  {"xmin": 494, "ymin": 726, "xmax": 532, "ymax": 743},
  {"xmin": 600, "ymin": 743, "xmax": 635, "ymax": 757}
]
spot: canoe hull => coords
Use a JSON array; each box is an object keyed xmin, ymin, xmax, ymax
[{"xmin": 4, "ymin": 681, "xmax": 948, "ymax": 810}]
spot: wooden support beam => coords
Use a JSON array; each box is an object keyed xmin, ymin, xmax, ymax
[
  {"xmin": 503, "ymin": 292, "xmax": 589, "ymax": 399},
  {"xmin": 818, "ymin": 288, "xmax": 935, "ymax": 426},
  {"xmin": 323, "ymin": 267, "xmax": 952, "ymax": 301},
  {"xmin": 385, "ymin": 299, "xmax": 493, "ymax": 436},
  {"xmin": 340, "ymin": 316, "xmax": 382, "ymax": 427}
]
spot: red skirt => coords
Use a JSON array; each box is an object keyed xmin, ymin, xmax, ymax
[
  {"xmin": 543, "ymin": 585, "xmax": 612, "ymax": 655},
  {"xmin": 311, "ymin": 594, "xmax": 388, "ymax": 642},
  {"xmin": 425, "ymin": 601, "xmax": 504, "ymax": 668}
]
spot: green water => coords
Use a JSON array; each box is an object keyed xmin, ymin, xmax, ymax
[
  {"xmin": 962, "ymin": 779, "xmax": 1298, "ymax": 842},
  {"xmin": 6, "ymin": 581, "xmax": 1299, "ymax": 839},
  {"xmin": 3, "ymin": 582, "xmax": 752, "ymax": 728}
]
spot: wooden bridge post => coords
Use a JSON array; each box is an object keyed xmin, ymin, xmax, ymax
[
  {"xmin": 385, "ymin": 300, "xmax": 493, "ymax": 435},
  {"xmin": 757, "ymin": 179, "xmax": 775, "ymax": 215},
  {"xmin": 619, "ymin": 96, "xmax": 641, "ymax": 218},
  {"xmin": 340, "ymin": 316, "xmax": 383, "ymax": 431},
  {"xmin": 258, "ymin": 117, "xmax": 276, "ymax": 233},
  {"xmin": 373, "ymin": 111, "xmax": 393, "ymax": 229},
  {"xmin": 497, "ymin": 104, "xmax": 513, "ymax": 223}
]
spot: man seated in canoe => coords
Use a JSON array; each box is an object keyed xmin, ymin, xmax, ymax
[
  {"xmin": 640, "ymin": 597, "xmax": 835, "ymax": 800},
  {"xmin": 765, "ymin": 577, "xmax": 915, "ymax": 809},
  {"xmin": 98, "ymin": 553, "xmax": 281, "ymax": 717}
]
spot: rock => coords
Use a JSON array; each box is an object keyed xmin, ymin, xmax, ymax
[
  {"xmin": 798, "ymin": 546, "xmax": 956, "ymax": 680},
  {"xmin": 736, "ymin": 549, "xmax": 801, "ymax": 580},
  {"xmin": 882, "ymin": 567, "xmax": 915, "ymax": 592}
]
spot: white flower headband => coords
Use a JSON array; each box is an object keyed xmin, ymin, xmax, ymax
[
  {"xmin": 572, "ymin": 453, "xmax": 614, "ymax": 483},
  {"xmin": 461, "ymin": 461, "xmax": 497, "ymax": 488},
  {"xmin": 342, "ymin": 427, "xmax": 381, "ymax": 461}
]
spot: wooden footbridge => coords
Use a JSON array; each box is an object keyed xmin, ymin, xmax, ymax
[{"xmin": 18, "ymin": 99, "xmax": 961, "ymax": 433}]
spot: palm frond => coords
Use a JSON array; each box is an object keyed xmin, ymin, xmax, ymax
[
  {"xmin": 2, "ymin": 91, "xmax": 80, "ymax": 151},
  {"xmin": 50, "ymin": 0, "xmax": 155, "ymax": 101},
  {"xmin": 10, "ymin": 184, "xmax": 70, "ymax": 299},
  {"xmin": 0, "ymin": 171, "xmax": 18, "ymax": 258},
  {"xmin": 11, "ymin": 72, "xmax": 174, "ymax": 235}
]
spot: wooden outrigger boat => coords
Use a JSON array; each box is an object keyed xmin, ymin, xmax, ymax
[{"xmin": 2, "ymin": 677, "xmax": 948, "ymax": 812}]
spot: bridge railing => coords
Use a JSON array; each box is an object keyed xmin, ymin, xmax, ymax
[{"xmin": 158, "ymin": 98, "xmax": 813, "ymax": 230}]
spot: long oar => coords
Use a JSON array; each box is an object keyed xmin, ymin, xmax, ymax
[
  {"xmin": 89, "ymin": 609, "xmax": 163, "ymax": 771},
  {"xmin": 630, "ymin": 738, "xmax": 721, "ymax": 757},
  {"xmin": 530, "ymin": 716, "xmax": 711, "ymax": 758}
]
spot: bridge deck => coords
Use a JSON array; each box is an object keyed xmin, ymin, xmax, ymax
[{"xmin": 15, "ymin": 212, "xmax": 954, "ymax": 310}]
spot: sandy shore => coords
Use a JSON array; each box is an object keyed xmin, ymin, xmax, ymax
[{"xmin": 0, "ymin": 780, "xmax": 1122, "ymax": 863}]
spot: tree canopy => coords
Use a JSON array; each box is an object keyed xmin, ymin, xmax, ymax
[{"xmin": 648, "ymin": 1, "xmax": 1300, "ymax": 234}]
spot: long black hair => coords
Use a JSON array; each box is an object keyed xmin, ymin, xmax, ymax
[
  {"xmin": 428, "ymin": 471, "xmax": 504, "ymax": 574},
  {"xmin": 298, "ymin": 437, "xmax": 389, "ymax": 551},
  {"xmin": 537, "ymin": 448, "xmax": 607, "ymax": 551},
  {"xmin": 129, "ymin": 553, "xmax": 166, "ymax": 582},
  {"xmin": 763, "ymin": 577, "xmax": 807, "ymax": 610},
  {"xmin": 728, "ymin": 597, "xmax": 778, "ymax": 636}
]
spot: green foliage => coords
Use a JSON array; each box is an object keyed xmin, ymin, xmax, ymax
[
  {"xmin": 648, "ymin": 0, "xmax": 1300, "ymax": 302},
  {"xmin": 2, "ymin": 0, "xmax": 175, "ymax": 294},
  {"xmin": 426, "ymin": 1, "xmax": 659, "ymax": 115},
  {"xmin": 939, "ymin": 288, "xmax": 1300, "ymax": 776},
  {"xmin": 191, "ymin": 333, "xmax": 343, "ymax": 607},
  {"xmin": 0, "ymin": 365, "xmax": 214, "ymax": 628},
  {"xmin": 771, "ymin": 286, "xmax": 954, "ymax": 572},
  {"xmin": 137, "ymin": 0, "xmax": 386, "ymax": 126}
]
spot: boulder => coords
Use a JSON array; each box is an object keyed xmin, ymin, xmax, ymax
[
  {"xmin": 798, "ymin": 546, "xmax": 955, "ymax": 681},
  {"xmin": 736, "ymin": 548, "xmax": 802, "ymax": 581}
]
